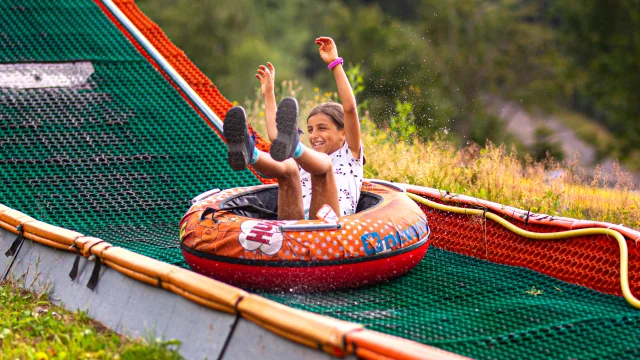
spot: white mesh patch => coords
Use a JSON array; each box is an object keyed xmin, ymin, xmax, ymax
[{"xmin": 0, "ymin": 62, "xmax": 94, "ymax": 89}]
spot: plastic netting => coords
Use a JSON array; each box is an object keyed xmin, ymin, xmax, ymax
[
  {"xmin": 265, "ymin": 247, "xmax": 640, "ymax": 359},
  {"xmin": 0, "ymin": 0, "xmax": 261, "ymax": 265},
  {"xmin": 1, "ymin": 1, "xmax": 640, "ymax": 359},
  {"xmin": 95, "ymin": 0, "xmax": 276, "ymax": 184},
  {"xmin": 412, "ymin": 197, "xmax": 640, "ymax": 298}
]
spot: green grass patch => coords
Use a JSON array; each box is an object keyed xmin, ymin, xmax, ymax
[{"xmin": 0, "ymin": 282, "xmax": 183, "ymax": 360}]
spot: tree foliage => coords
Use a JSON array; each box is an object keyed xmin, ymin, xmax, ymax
[
  {"xmin": 137, "ymin": 0, "xmax": 639, "ymax": 155},
  {"xmin": 551, "ymin": 0, "xmax": 640, "ymax": 155}
]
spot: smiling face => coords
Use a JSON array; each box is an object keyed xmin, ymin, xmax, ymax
[{"xmin": 307, "ymin": 113, "xmax": 345, "ymax": 154}]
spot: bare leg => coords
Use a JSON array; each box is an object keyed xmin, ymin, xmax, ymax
[
  {"xmin": 308, "ymin": 171, "xmax": 340, "ymax": 220},
  {"xmin": 223, "ymin": 105, "xmax": 304, "ymax": 220},
  {"xmin": 294, "ymin": 146, "xmax": 341, "ymax": 219},
  {"xmin": 267, "ymin": 98, "xmax": 339, "ymax": 219},
  {"xmin": 252, "ymin": 152, "xmax": 304, "ymax": 220}
]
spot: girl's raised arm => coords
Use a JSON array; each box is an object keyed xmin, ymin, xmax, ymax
[
  {"xmin": 256, "ymin": 62, "xmax": 278, "ymax": 142},
  {"xmin": 316, "ymin": 37, "xmax": 361, "ymax": 158}
]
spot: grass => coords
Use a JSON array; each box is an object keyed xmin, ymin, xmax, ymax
[
  {"xmin": 243, "ymin": 80, "xmax": 640, "ymax": 230},
  {"xmin": 0, "ymin": 281, "xmax": 183, "ymax": 360},
  {"xmin": 361, "ymin": 125, "xmax": 640, "ymax": 229}
]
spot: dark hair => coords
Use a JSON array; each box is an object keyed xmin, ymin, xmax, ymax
[{"xmin": 307, "ymin": 102, "xmax": 344, "ymax": 129}]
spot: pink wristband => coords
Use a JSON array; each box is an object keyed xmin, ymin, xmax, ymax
[{"xmin": 328, "ymin": 57, "xmax": 343, "ymax": 70}]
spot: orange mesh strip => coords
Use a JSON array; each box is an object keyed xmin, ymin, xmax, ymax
[
  {"xmin": 95, "ymin": 0, "xmax": 275, "ymax": 184},
  {"xmin": 413, "ymin": 192, "xmax": 640, "ymax": 297}
]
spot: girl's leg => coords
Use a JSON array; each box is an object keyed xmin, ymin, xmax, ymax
[
  {"xmin": 261, "ymin": 145, "xmax": 340, "ymax": 220},
  {"xmin": 269, "ymin": 98, "xmax": 341, "ymax": 219},
  {"xmin": 224, "ymin": 106, "xmax": 304, "ymax": 220},
  {"xmin": 252, "ymin": 153, "xmax": 304, "ymax": 220},
  {"xmin": 295, "ymin": 147, "xmax": 341, "ymax": 219}
]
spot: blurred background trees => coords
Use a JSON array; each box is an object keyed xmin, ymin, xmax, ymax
[{"xmin": 137, "ymin": 0, "xmax": 639, "ymax": 169}]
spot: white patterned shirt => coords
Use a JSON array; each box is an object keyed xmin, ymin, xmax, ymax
[{"xmin": 300, "ymin": 141, "xmax": 364, "ymax": 218}]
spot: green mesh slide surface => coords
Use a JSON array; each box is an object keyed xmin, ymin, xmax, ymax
[
  {"xmin": 0, "ymin": 0, "xmax": 261, "ymax": 265},
  {"xmin": 265, "ymin": 247, "xmax": 640, "ymax": 359},
  {"xmin": 1, "ymin": 1, "xmax": 640, "ymax": 359}
]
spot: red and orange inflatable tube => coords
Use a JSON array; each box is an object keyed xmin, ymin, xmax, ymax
[{"xmin": 180, "ymin": 181, "xmax": 430, "ymax": 291}]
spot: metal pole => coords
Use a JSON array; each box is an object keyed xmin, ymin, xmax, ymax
[{"xmin": 100, "ymin": 0, "xmax": 225, "ymax": 134}]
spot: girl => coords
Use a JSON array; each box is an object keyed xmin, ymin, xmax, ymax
[{"xmin": 223, "ymin": 37, "xmax": 363, "ymax": 221}]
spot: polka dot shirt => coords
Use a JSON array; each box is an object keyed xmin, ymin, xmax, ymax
[{"xmin": 300, "ymin": 141, "xmax": 364, "ymax": 218}]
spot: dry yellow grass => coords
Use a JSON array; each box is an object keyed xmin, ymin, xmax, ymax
[
  {"xmin": 243, "ymin": 81, "xmax": 640, "ymax": 230},
  {"xmin": 362, "ymin": 120, "xmax": 640, "ymax": 230}
]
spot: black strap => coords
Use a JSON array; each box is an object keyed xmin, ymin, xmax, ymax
[
  {"xmin": 84, "ymin": 241, "xmax": 105, "ymax": 291},
  {"xmin": 1, "ymin": 225, "xmax": 25, "ymax": 282},
  {"xmin": 217, "ymin": 295, "xmax": 245, "ymax": 360},
  {"xmin": 69, "ymin": 252, "xmax": 81, "ymax": 281},
  {"xmin": 87, "ymin": 257, "xmax": 102, "ymax": 291},
  {"xmin": 68, "ymin": 241, "xmax": 82, "ymax": 281},
  {"xmin": 217, "ymin": 315, "xmax": 240, "ymax": 360},
  {"xmin": 524, "ymin": 208, "xmax": 531, "ymax": 228},
  {"xmin": 200, "ymin": 204, "xmax": 277, "ymax": 222},
  {"xmin": 5, "ymin": 225, "xmax": 24, "ymax": 257}
]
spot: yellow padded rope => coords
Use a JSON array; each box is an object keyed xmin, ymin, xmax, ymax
[{"xmin": 406, "ymin": 192, "xmax": 640, "ymax": 309}]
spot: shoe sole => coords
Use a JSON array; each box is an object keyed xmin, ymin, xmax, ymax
[
  {"xmin": 271, "ymin": 98, "xmax": 299, "ymax": 161},
  {"xmin": 223, "ymin": 107, "xmax": 249, "ymax": 171}
]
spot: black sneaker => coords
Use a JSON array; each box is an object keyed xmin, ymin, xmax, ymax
[
  {"xmin": 270, "ymin": 97, "xmax": 300, "ymax": 161},
  {"xmin": 223, "ymin": 106, "xmax": 255, "ymax": 171}
]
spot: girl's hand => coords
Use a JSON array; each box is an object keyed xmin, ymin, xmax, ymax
[
  {"xmin": 315, "ymin": 37, "xmax": 339, "ymax": 65},
  {"xmin": 256, "ymin": 62, "xmax": 275, "ymax": 96}
]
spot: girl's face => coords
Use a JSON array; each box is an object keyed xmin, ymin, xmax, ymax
[{"xmin": 307, "ymin": 113, "xmax": 345, "ymax": 154}]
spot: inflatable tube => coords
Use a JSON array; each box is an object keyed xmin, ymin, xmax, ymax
[{"xmin": 180, "ymin": 181, "xmax": 430, "ymax": 292}]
